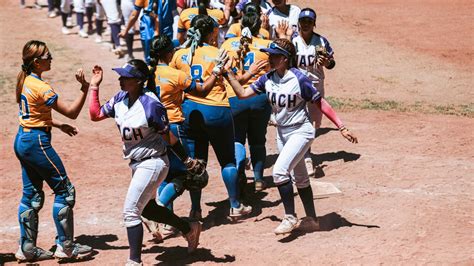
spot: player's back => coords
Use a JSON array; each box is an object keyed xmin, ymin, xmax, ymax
[
  {"xmin": 225, "ymin": 23, "xmax": 270, "ymax": 40},
  {"xmin": 171, "ymin": 45, "xmax": 229, "ymax": 107},
  {"xmin": 178, "ymin": 8, "xmax": 225, "ymax": 31},
  {"xmin": 19, "ymin": 74, "xmax": 58, "ymax": 128}
]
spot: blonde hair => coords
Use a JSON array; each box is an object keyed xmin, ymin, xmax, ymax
[{"xmin": 16, "ymin": 40, "xmax": 47, "ymax": 103}]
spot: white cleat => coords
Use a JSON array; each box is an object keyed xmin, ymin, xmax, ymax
[
  {"xmin": 78, "ymin": 29, "xmax": 88, "ymax": 38},
  {"xmin": 62, "ymin": 27, "xmax": 71, "ymax": 35},
  {"xmin": 274, "ymin": 214, "xmax": 298, "ymax": 235}
]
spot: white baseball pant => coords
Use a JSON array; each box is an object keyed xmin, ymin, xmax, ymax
[
  {"xmin": 273, "ymin": 122, "xmax": 315, "ymax": 189},
  {"xmin": 123, "ymin": 156, "xmax": 169, "ymax": 228}
]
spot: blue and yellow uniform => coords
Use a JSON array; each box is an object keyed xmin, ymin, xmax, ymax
[
  {"xmin": 221, "ymin": 36, "xmax": 272, "ymax": 188},
  {"xmin": 154, "ymin": 64, "xmax": 195, "ymax": 208},
  {"xmin": 170, "ymin": 44, "xmax": 242, "ymax": 212},
  {"xmin": 225, "ymin": 23, "xmax": 270, "ymax": 40},
  {"xmin": 177, "ymin": 8, "xmax": 226, "ymax": 33},
  {"xmin": 14, "ymin": 74, "xmax": 76, "ymax": 252}
]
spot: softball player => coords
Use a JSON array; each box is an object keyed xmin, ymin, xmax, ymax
[
  {"xmin": 170, "ymin": 14, "xmax": 252, "ymax": 219},
  {"xmin": 176, "ymin": 0, "xmax": 227, "ymax": 45},
  {"xmin": 224, "ymin": 38, "xmax": 357, "ymax": 235},
  {"xmin": 267, "ymin": 0, "xmax": 301, "ymax": 39},
  {"xmin": 147, "ymin": 35, "xmax": 219, "ymax": 237},
  {"xmin": 14, "ymin": 40, "xmax": 92, "ymax": 262},
  {"xmin": 119, "ymin": 0, "xmax": 158, "ymax": 64},
  {"xmin": 221, "ymin": 12, "xmax": 271, "ymax": 192},
  {"xmin": 224, "ymin": 3, "xmax": 270, "ymax": 40},
  {"xmin": 293, "ymin": 8, "xmax": 337, "ymax": 176},
  {"xmin": 88, "ymin": 59, "xmax": 203, "ymax": 264}
]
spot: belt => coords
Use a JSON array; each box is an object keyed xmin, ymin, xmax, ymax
[
  {"xmin": 21, "ymin": 126, "xmax": 52, "ymax": 133},
  {"xmin": 130, "ymin": 152, "xmax": 166, "ymax": 163}
]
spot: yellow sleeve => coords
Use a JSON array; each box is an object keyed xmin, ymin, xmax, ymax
[{"xmin": 177, "ymin": 70, "xmax": 193, "ymax": 91}]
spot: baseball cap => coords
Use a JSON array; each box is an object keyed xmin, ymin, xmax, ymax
[
  {"xmin": 260, "ymin": 42, "xmax": 291, "ymax": 57},
  {"xmin": 112, "ymin": 63, "xmax": 146, "ymax": 80},
  {"xmin": 299, "ymin": 9, "xmax": 316, "ymax": 21}
]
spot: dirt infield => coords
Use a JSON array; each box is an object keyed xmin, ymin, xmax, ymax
[{"xmin": 0, "ymin": 0, "xmax": 473, "ymax": 264}]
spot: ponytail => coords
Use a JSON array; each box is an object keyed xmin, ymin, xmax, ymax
[
  {"xmin": 16, "ymin": 40, "xmax": 47, "ymax": 103},
  {"xmin": 181, "ymin": 14, "xmax": 215, "ymax": 65},
  {"xmin": 198, "ymin": 0, "xmax": 209, "ymax": 15}
]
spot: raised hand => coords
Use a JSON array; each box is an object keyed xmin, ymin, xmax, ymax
[
  {"xmin": 249, "ymin": 60, "xmax": 269, "ymax": 75},
  {"xmin": 75, "ymin": 68, "xmax": 89, "ymax": 87},
  {"xmin": 90, "ymin": 65, "xmax": 103, "ymax": 87}
]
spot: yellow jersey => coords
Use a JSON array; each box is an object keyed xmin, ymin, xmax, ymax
[
  {"xmin": 18, "ymin": 74, "xmax": 58, "ymax": 128},
  {"xmin": 220, "ymin": 37, "xmax": 271, "ymax": 97},
  {"xmin": 225, "ymin": 23, "xmax": 270, "ymax": 40},
  {"xmin": 170, "ymin": 44, "xmax": 229, "ymax": 106},
  {"xmin": 134, "ymin": 0, "xmax": 149, "ymax": 9},
  {"xmin": 154, "ymin": 64, "xmax": 193, "ymax": 123},
  {"xmin": 178, "ymin": 8, "xmax": 225, "ymax": 32}
]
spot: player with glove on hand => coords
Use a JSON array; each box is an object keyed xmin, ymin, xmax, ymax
[{"xmin": 88, "ymin": 60, "xmax": 203, "ymax": 265}]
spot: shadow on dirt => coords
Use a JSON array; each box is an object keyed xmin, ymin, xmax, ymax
[
  {"xmin": 265, "ymin": 151, "xmax": 361, "ymax": 170},
  {"xmin": 278, "ymin": 212, "xmax": 380, "ymax": 243},
  {"xmin": 0, "ymin": 252, "xmax": 16, "ymax": 264},
  {"xmin": 148, "ymin": 246, "xmax": 235, "ymax": 265},
  {"xmin": 74, "ymin": 234, "xmax": 128, "ymax": 250}
]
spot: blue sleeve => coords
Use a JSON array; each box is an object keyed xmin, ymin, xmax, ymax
[
  {"xmin": 184, "ymin": 79, "xmax": 196, "ymax": 93},
  {"xmin": 293, "ymin": 69, "xmax": 321, "ymax": 102},
  {"xmin": 322, "ymin": 36, "xmax": 334, "ymax": 56},
  {"xmin": 249, "ymin": 73, "xmax": 269, "ymax": 94},
  {"xmin": 146, "ymin": 100, "xmax": 170, "ymax": 134},
  {"xmin": 44, "ymin": 94, "xmax": 58, "ymax": 107},
  {"xmin": 101, "ymin": 91, "xmax": 127, "ymax": 118},
  {"xmin": 134, "ymin": 5, "xmax": 143, "ymax": 11},
  {"xmin": 225, "ymin": 33, "xmax": 237, "ymax": 39}
]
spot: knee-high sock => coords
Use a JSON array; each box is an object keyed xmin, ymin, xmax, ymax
[
  {"xmin": 234, "ymin": 142, "xmax": 246, "ymax": 177},
  {"xmin": 86, "ymin": 6, "xmax": 93, "ymax": 28},
  {"xmin": 222, "ymin": 164, "xmax": 239, "ymax": 208},
  {"xmin": 125, "ymin": 33, "xmax": 134, "ymax": 57},
  {"xmin": 61, "ymin": 12, "xmax": 68, "ymax": 27},
  {"xmin": 297, "ymin": 186, "xmax": 316, "ymax": 218},
  {"xmin": 249, "ymin": 144, "xmax": 265, "ymax": 181},
  {"xmin": 126, "ymin": 223, "xmax": 143, "ymax": 263},
  {"xmin": 76, "ymin": 12, "xmax": 84, "ymax": 30},
  {"xmin": 277, "ymin": 181, "xmax": 295, "ymax": 216},
  {"xmin": 96, "ymin": 19, "xmax": 103, "ymax": 36},
  {"xmin": 189, "ymin": 189, "xmax": 201, "ymax": 212},
  {"xmin": 110, "ymin": 23, "xmax": 121, "ymax": 48},
  {"xmin": 158, "ymin": 181, "xmax": 178, "ymax": 211},
  {"xmin": 142, "ymin": 200, "xmax": 190, "ymax": 234}
]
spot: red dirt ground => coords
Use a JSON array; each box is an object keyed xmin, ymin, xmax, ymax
[{"xmin": 0, "ymin": 0, "xmax": 473, "ymax": 264}]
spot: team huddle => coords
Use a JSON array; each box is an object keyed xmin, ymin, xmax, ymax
[{"xmin": 14, "ymin": 0, "xmax": 358, "ymax": 264}]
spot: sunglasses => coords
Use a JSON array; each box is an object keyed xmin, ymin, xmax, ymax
[
  {"xmin": 37, "ymin": 53, "xmax": 53, "ymax": 60},
  {"xmin": 269, "ymin": 42, "xmax": 290, "ymax": 57}
]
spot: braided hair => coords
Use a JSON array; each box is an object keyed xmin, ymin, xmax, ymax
[
  {"xmin": 16, "ymin": 40, "xmax": 48, "ymax": 103},
  {"xmin": 181, "ymin": 14, "xmax": 216, "ymax": 65},
  {"xmin": 198, "ymin": 0, "xmax": 209, "ymax": 15},
  {"xmin": 149, "ymin": 35, "xmax": 175, "ymax": 96}
]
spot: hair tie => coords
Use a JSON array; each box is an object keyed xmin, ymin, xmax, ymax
[{"xmin": 21, "ymin": 64, "xmax": 30, "ymax": 73}]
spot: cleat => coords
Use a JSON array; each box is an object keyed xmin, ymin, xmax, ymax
[
  {"xmin": 62, "ymin": 27, "xmax": 71, "ymax": 35},
  {"xmin": 95, "ymin": 35, "xmax": 103, "ymax": 43},
  {"xmin": 254, "ymin": 180, "xmax": 265, "ymax": 192},
  {"xmin": 54, "ymin": 242, "xmax": 92, "ymax": 259},
  {"xmin": 229, "ymin": 204, "xmax": 252, "ymax": 218},
  {"xmin": 274, "ymin": 214, "xmax": 298, "ymax": 235},
  {"xmin": 305, "ymin": 158, "xmax": 315, "ymax": 177},
  {"xmin": 78, "ymin": 29, "xmax": 88, "ymax": 38},
  {"xmin": 184, "ymin": 221, "xmax": 201, "ymax": 253},
  {"xmin": 15, "ymin": 245, "xmax": 54, "ymax": 262}
]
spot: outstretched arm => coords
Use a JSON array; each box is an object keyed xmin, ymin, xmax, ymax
[
  {"xmin": 88, "ymin": 66, "xmax": 108, "ymax": 121},
  {"xmin": 315, "ymin": 98, "xmax": 358, "ymax": 143}
]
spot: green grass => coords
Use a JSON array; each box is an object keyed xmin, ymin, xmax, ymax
[{"xmin": 325, "ymin": 96, "xmax": 474, "ymax": 118}]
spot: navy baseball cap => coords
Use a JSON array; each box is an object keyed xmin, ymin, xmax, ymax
[
  {"xmin": 299, "ymin": 9, "xmax": 316, "ymax": 21},
  {"xmin": 112, "ymin": 63, "xmax": 146, "ymax": 80},
  {"xmin": 260, "ymin": 42, "xmax": 291, "ymax": 57}
]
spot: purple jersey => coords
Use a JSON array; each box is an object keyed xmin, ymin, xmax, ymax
[
  {"xmin": 102, "ymin": 90, "xmax": 169, "ymax": 160},
  {"xmin": 250, "ymin": 68, "xmax": 321, "ymax": 127}
]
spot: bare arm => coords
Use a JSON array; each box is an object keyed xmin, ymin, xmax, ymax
[
  {"xmin": 52, "ymin": 69, "xmax": 89, "ymax": 119},
  {"xmin": 119, "ymin": 10, "xmax": 140, "ymax": 38},
  {"xmin": 224, "ymin": 70, "xmax": 257, "ymax": 99}
]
